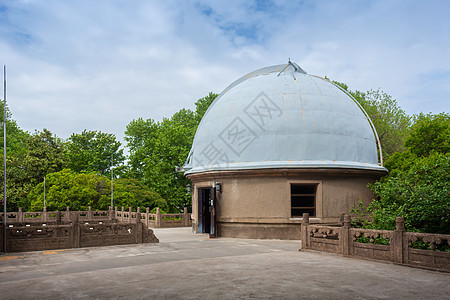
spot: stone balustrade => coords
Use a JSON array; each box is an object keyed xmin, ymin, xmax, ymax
[
  {"xmin": 301, "ymin": 213, "xmax": 450, "ymax": 272},
  {"xmin": 0, "ymin": 206, "xmax": 192, "ymax": 228},
  {"xmin": 0, "ymin": 212, "xmax": 159, "ymax": 253}
]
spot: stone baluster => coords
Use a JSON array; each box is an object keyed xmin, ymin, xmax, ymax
[
  {"xmin": 300, "ymin": 213, "xmax": 310, "ymax": 250},
  {"xmin": 183, "ymin": 207, "xmax": 189, "ymax": 227},
  {"xmin": 135, "ymin": 212, "xmax": 143, "ymax": 243},
  {"xmin": 88, "ymin": 206, "xmax": 93, "ymax": 220},
  {"xmin": 18, "ymin": 207, "xmax": 23, "ymax": 223},
  {"xmin": 393, "ymin": 217, "xmax": 405, "ymax": 263},
  {"xmin": 71, "ymin": 212, "xmax": 80, "ymax": 248},
  {"xmin": 129, "ymin": 207, "xmax": 132, "ymax": 223},
  {"xmin": 156, "ymin": 207, "xmax": 161, "ymax": 228},
  {"xmin": 56, "ymin": 211, "xmax": 62, "ymax": 225},
  {"xmin": 341, "ymin": 214, "xmax": 351, "ymax": 255},
  {"xmin": 66, "ymin": 206, "xmax": 70, "ymax": 222}
]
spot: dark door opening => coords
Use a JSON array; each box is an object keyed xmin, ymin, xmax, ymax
[{"xmin": 198, "ymin": 188, "xmax": 212, "ymax": 233}]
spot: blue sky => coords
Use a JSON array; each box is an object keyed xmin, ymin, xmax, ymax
[{"xmin": 0, "ymin": 0, "xmax": 449, "ymax": 145}]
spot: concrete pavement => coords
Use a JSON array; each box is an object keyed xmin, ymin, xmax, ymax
[{"xmin": 0, "ymin": 227, "xmax": 448, "ymax": 299}]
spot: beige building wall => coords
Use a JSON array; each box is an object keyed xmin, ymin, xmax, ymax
[{"xmin": 188, "ymin": 169, "xmax": 383, "ymax": 239}]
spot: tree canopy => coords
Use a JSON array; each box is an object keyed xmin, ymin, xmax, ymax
[
  {"xmin": 26, "ymin": 169, "xmax": 165, "ymax": 212},
  {"xmin": 353, "ymin": 113, "xmax": 450, "ymax": 234},
  {"xmin": 125, "ymin": 93, "xmax": 217, "ymax": 212},
  {"xmin": 67, "ymin": 130, "xmax": 125, "ymax": 176}
]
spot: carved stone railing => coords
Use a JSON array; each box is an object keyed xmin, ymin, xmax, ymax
[
  {"xmin": 0, "ymin": 212, "xmax": 159, "ymax": 253},
  {"xmin": 301, "ymin": 214, "xmax": 450, "ymax": 272},
  {"xmin": 113, "ymin": 206, "xmax": 191, "ymax": 228},
  {"xmin": 1, "ymin": 206, "xmax": 192, "ymax": 229}
]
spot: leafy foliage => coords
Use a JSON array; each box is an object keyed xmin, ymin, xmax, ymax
[
  {"xmin": 113, "ymin": 178, "xmax": 167, "ymax": 212},
  {"xmin": 369, "ymin": 153, "xmax": 449, "ymax": 233},
  {"xmin": 0, "ymin": 128, "xmax": 67, "ymax": 211},
  {"xmin": 26, "ymin": 169, "xmax": 164, "ymax": 212},
  {"xmin": 405, "ymin": 112, "xmax": 449, "ymax": 157},
  {"xmin": 23, "ymin": 129, "xmax": 68, "ymax": 184},
  {"xmin": 124, "ymin": 118, "xmax": 159, "ymax": 179},
  {"xmin": 0, "ymin": 100, "xmax": 29, "ymax": 157},
  {"xmin": 352, "ymin": 113, "xmax": 450, "ymax": 234},
  {"xmin": 125, "ymin": 93, "xmax": 217, "ymax": 212},
  {"xmin": 27, "ymin": 169, "xmax": 110, "ymax": 211},
  {"xmin": 67, "ymin": 130, "xmax": 125, "ymax": 176}
]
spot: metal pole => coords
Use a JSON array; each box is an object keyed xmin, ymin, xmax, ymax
[
  {"xmin": 111, "ymin": 153, "xmax": 113, "ymax": 208},
  {"xmin": 43, "ymin": 176, "xmax": 46, "ymax": 208},
  {"xmin": 3, "ymin": 65, "xmax": 7, "ymax": 252}
]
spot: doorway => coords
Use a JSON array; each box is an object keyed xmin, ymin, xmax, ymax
[{"xmin": 197, "ymin": 187, "xmax": 216, "ymax": 234}]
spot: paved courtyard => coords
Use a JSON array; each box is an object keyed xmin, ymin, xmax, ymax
[{"xmin": 0, "ymin": 227, "xmax": 448, "ymax": 299}]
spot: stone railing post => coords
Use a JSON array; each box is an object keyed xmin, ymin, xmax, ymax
[
  {"xmin": 108, "ymin": 206, "xmax": 112, "ymax": 220},
  {"xmin": 156, "ymin": 208, "xmax": 162, "ymax": 228},
  {"xmin": 393, "ymin": 217, "xmax": 405, "ymax": 263},
  {"xmin": 341, "ymin": 214, "xmax": 351, "ymax": 255},
  {"xmin": 71, "ymin": 212, "xmax": 80, "ymax": 248},
  {"xmin": 135, "ymin": 212, "xmax": 142, "ymax": 243},
  {"xmin": 183, "ymin": 207, "xmax": 189, "ymax": 226},
  {"xmin": 121, "ymin": 207, "xmax": 125, "ymax": 223},
  {"xmin": 88, "ymin": 206, "xmax": 93, "ymax": 220},
  {"xmin": 115, "ymin": 206, "xmax": 118, "ymax": 219},
  {"xmin": 18, "ymin": 207, "xmax": 23, "ymax": 223},
  {"xmin": 300, "ymin": 213, "xmax": 310, "ymax": 250},
  {"xmin": 56, "ymin": 211, "xmax": 62, "ymax": 225},
  {"xmin": 128, "ymin": 207, "xmax": 132, "ymax": 223},
  {"xmin": 145, "ymin": 207, "xmax": 150, "ymax": 227},
  {"xmin": 66, "ymin": 206, "xmax": 70, "ymax": 222},
  {"xmin": 43, "ymin": 206, "xmax": 47, "ymax": 222}
]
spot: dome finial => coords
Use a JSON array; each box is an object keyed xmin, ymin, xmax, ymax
[{"xmin": 278, "ymin": 59, "xmax": 304, "ymax": 77}]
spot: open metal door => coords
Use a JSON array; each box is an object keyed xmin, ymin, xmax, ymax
[
  {"xmin": 197, "ymin": 187, "xmax": 216, "ymax": 236},
  {"xmin": 209, "ymin": 187, "xmax": 217, "ymax": 238}
]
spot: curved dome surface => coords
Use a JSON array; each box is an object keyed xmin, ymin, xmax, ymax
[{"xmin": 185, "ymin": 62, "xmax": 386, "ymax": 174}]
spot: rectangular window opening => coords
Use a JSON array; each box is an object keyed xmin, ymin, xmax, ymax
[{"xmin": 291, "ymin": 184, "xmax": 317, "ymax": 217}]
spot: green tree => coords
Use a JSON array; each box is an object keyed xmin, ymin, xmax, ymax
[
  {"xmin": 3, "ymin": 129, "xmax": 67, "ymax": 211},
  {"xmin": 0, "ymin": 100, "xmax": 30, "ymax": 157},
  {"xmin": 23, "ymin": 129, "xmax": 68, "ymax": 184},
  {"xmin": 124, "ymin": 93, "xmax": 218, "ymax": 212},
  {"xmin": 405, "ymin": 112, "xmax": 449, "ymax": 157},
  {"xmin": 355, "ymin": 113, "xmax": 450, "ymax": 234},
  {"xmin": 67, "ymin": 130, "xmax": 125, "ymax": 176},
  {"xmin": 194, "ymin": 92, "xmax": 218, "ymax": 122},
  {"xmin": 124, "ymin": 118, "xmax": 160, "ymax": 179},
  {"xmin": 26, "ymin": 169, "xmax": 166, "ymax": 212},
  {"xmin": 144, "ymin": 109, "xmax": 197, "ymax": 211},
  {"xmin": 27, "ymin": 169, "xmax": 110, "ymax": 211},
  {"xmin": 113, "ymin": 178, "xmax": 167, "ymax": 212},
  {"xmin": 0, "ymin": 100, "xmax": 31, "ymax": 211},
  {"xmin": 369, "ymin": 153, "xmax": 449, "ymax": 234}
]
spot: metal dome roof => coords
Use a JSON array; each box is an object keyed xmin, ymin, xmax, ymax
[{"xmin": 184, "ymin": 62, "xmax": 386, "ymax": 174}]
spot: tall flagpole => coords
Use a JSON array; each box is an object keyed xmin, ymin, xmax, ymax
[
  {"xmin": 43, "ymin": 175, "xmax": 46, "ymax": 208},
  {"xmin": 111, "ymin": 153, "xmax": 113, "ymax": 209},
  {"xmin": 3, "ymin": 65, "xmax": 7, "ymax": 252}
]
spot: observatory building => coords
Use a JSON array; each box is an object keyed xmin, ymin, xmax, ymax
[{"xmin": 183, "ymin": 62, "xmax": 387, "ymax": 239}]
